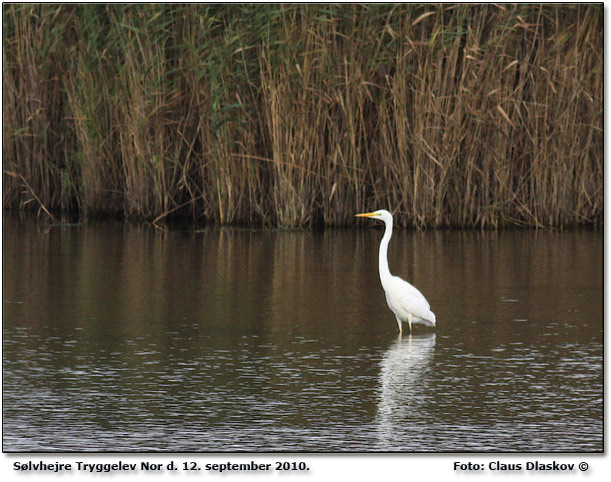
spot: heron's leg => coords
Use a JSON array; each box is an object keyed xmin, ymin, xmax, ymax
[
  {"xmin": 407, "ymin": 313, "xmax": 413, "ymax": 333},
  {"xmin": 395, "ymin": 316, "xmax": 402, "ymax": 335}
]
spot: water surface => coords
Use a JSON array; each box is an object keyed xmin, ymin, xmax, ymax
[{"xmin": 2, "ymin": 219, "xmax": 603, "ymax": 451}]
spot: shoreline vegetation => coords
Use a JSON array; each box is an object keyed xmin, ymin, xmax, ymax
[{"xmin": 2, "ymin": 4, "xmax": 602, "ymax": 229}]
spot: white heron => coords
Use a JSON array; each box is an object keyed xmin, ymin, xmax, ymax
[{"xmin": 355, "ymin": 209, "xmax": 436, "ymax": 334}]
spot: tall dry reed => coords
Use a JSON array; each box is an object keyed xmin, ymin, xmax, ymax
[{"xmin": 2, "ymin": 4, "xmax": 603, "ymax": 228}]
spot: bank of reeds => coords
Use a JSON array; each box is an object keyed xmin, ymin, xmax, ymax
[{"xmin": 2, "ymin": 4, "xmax": 603, "ymax": 228}]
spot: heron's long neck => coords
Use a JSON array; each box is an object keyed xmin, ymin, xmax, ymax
[{"xmin": 378, "ymin": 219, "xmax": 393, "ymax": 283}]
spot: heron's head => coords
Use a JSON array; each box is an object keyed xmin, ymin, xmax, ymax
[{"xmin": 355, "ymin": 209, "xmax": 393, "ymax": 223}]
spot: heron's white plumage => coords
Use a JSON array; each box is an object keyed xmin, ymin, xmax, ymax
[
  {"xmin": 355, "ymin": 209, "xmax": 436, "ymax": 333},
  {"xmin": 384, "ymin": 276, "xmax": 436, "ymax": 327}
]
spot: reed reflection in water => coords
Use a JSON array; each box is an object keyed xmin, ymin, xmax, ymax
[{"xmin": 2, "ymin": 219, "xmax": 603, "ymax": 451}]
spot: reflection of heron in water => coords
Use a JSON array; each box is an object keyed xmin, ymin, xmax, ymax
[{"xmin": 375, "ymin": 333, "xmax": 436, "ymax": 450}]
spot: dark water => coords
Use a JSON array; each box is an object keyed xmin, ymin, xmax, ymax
[{"xmin": 2, "ymin": 218, "xmax": 603, "ymax": 452}]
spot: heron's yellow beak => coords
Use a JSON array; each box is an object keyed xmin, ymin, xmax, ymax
[{"xmin": 355, "ymin": 212, "xmax": 377, "ymax": 218}]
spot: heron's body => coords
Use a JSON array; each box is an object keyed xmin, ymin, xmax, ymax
[{"xmin": 356, "ymin": 209, "xmax": 436, "ymax": 334}]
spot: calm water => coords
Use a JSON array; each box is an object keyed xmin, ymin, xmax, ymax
[{"xmin": 2, "ymin": 218, "xmax": 603, "ymax": 452}]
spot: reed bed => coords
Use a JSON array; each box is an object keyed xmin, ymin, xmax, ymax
[{"xmin": 2, "ymin": 4, "xmax": 603, "ymax": 228}]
